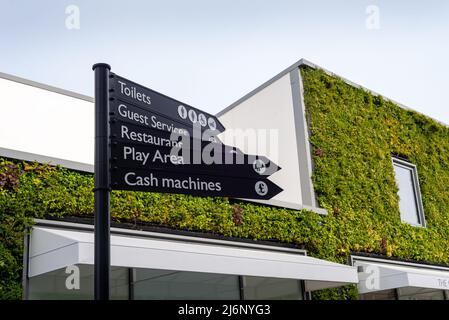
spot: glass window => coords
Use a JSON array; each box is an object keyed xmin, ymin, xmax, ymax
[
  {"xmin": 242, "ymin": 276, "xmax": 303, "ymax": 300},
  {"xmin": 359, "ymin": 289, "xmax": 397, "ymax": 300},
  {"xmin": 28, "ymin": 265, "xmax": 129, "ymax": 300},
  {"xmin": 392, "ymin": 158, "xmax": 425, "ymax": 226},
  {"xmin": 359, "ymin": 288, "xmax": 448, "ymax": 300},
  {"xmin": 397, "ymin": 287, "xmax": 446, "ymax": 300},
  {"xmin": 29, "ymin": 265, "xmax": 308, "ymax": 300},
  {"xmin": 132, "ymin": 269, "xmax": 240, "ymax": 300}
]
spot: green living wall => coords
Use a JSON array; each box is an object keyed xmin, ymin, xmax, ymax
[{"xmin": 1, "ymin": 66, "xmax": 449, "ymax": 299}]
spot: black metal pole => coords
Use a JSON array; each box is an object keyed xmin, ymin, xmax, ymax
[{"xmin": 92, "ymin": 63, "xmax": 111, "ymax": 300}]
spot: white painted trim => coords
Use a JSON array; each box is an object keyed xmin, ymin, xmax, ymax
[
  {"xmin": 391, "ymin": 157, "xmax": 426, "ymax": 228},
  {"xmin": 352, "ymin": 255, "xmax": 449, "ymax": 293},
  {"xmin": 290, "ymin": 68, "xmax": 317, "ymax": 208},
  {"xmin": 0, "ymin": 71, "xmax": 93, "ymax": 103},
  {"xmin": 0, "ymin": 147, "xmax": 93, "ymax": 173},
  {"xmin": 29, "ymin": 221, "xmax": 358, "ymax": 291},
  {"xmin": 34, "ymin": 219, "xmax": 306, "ymax": 254}
]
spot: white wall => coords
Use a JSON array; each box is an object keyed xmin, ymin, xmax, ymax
[
  {"xmin": 0, "ymin": 76, "xmax": 94, "ymax": 165},
  {"xmin": 0, "ymin": 71, "xmax": 324, "ymax": 213},
  {"xmin": 218, "ymin": 74, "xmax": 303, "ymax": 207}
]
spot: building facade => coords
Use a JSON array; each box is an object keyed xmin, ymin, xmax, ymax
[{"xmin": 1, "ymin": 59, "xmax": 449, "ymax": 300}]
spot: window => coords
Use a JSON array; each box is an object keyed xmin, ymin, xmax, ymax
[
  {"xmin": 359, "ymin": 288, "xmax": 449, "ymax": 300},
  {"xmin": 392, "ymin": 158, "xmax": 425, "ymax": 227},
  {"xmin": 242, "ymin": 276, "xmax": 303, "ymax": 300},
  {"xmin": 28, "ymin": 266, "xmax": 306, "ymax": 300},
  {"xmin": 131, "ymin": 270, "xmax": 304, "ymax": 300},
  {"xmin": 397, "ymin": 287, "xmax": 446, "ymax": 300},
  {"xmin": 359, "ymin": 289, "xmax": 397, "ymax": 300},
  {"xmin": 132, "ymin": 269, "xmax": 240, "ymax": 300},
  {"xmin": 28, "ymin": 265, "xmax": 129, "ymax": 300}
]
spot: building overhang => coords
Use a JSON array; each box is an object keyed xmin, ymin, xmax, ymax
[
  {"xmin": 352, "ymin": 255, "xmax": 449, "ymax": 294},
  {"xmin": 28, "ymin": 220, "xmax": 358, "ymax": 292}
]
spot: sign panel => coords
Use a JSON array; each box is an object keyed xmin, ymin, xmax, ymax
[
  {"xmin": 111, "ymin": 141, "xmax": 281, "ymax": 178},
  {"xmin": 108, "ymin": 71, "xmax": 283, "ymax": 200},
  {"xmin": 110, "ymin": 120, "xmax": 237, "ymax": 153},
  {"xmin": 110, "ymin": 73, "xmax": 226, "ymax": 133},
  {"xmin": 111, "ymin": 168, "xmax": 283, "ymax": 200},
  {"xmin": 110, "ymin": 100, "xmax": 220, "ymax": 141},
  {"xmin": 93, "ymin": 64, "xmax": 283, "ymax": 301}
]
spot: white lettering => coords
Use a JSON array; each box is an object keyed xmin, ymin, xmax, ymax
[
  {"xmin": 117, "ymin": 104, "xmax": 149, "ymax": 125},
  {"xmin": 151, "ymin": 149, "xmax": 183, "ymax": 165},
  {"xmin": 123, "ymin": 146, "xmax": 150, "ymax": 166},
  {"xmin": 118, "ymin": 80, "xmax": 151, "ymax": 105},
  {"xmin": 120, "ymin": 124, "xmax": 183, "ymax": 148},
  {"xmin": 124, "ymin": 172, "xmax": 158, "ymax": 187}
]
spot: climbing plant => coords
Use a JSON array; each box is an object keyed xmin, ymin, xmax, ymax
[{"xmin": 1, "ymin": 65, "xmax": 449, "ymax": 299}]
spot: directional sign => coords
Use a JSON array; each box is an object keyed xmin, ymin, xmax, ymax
[
  {"xmin": 110, "ymin": 119, "xmax": 240, "ymax": 154},
  {"xmin": 94, "ymin": 64, "xmax": 283, "ymax": 301},
  {"xmin": 111, "ymin": 141, "xmax": 281, "ymax": 179},
  {"xmin": 107, "ymin": 71, "xmax": 283, "ymax": 201},
  {"xmin": 110, "ymin": 73, "xmax": 225, "ymax": 133},
  {"xmin": 110, "ymin": 167, "xmax": 283, "ymax": 200},
  {"xmin": 109, "ymin": 119, "xmax": 280, "ymax": 178},
  {"xmin": 110, "ymin": 99, "xmax": 221, "ymax": 141}
]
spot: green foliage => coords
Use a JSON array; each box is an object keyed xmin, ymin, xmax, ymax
[
  {"xmin": 1, "ymin": 66, "xmax": 449, "ymax": 299},
  {"xmin": 301, "ymin": 66, "xmax": 449, "ymax": 265}
]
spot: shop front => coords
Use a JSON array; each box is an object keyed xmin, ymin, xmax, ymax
[
  {"xmin": 24, "ymin": 219, "xmax": 358, "ymax": 300},
  {"xmin": 2, "ymin": 59, "xmax": 449, "ymax": 301}
]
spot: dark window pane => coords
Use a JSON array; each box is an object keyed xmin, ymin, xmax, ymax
[
  {"xmin": 133, "ymin": 269, "xmax": 240, "ymax": 300},
  {"xmin": 28, "ymin": 265, "xmax": 128, "ymax": 300},
  {"xmin": 359, "ymin": 289, "xmax": 396, "ymax": 300},
  {"xmin": 242, "ymin": 276, "xmax": 303, "ymax": 300},
  {"xmin": 397, "ymin": 287, "xmax": 446, "ymax": 300}
]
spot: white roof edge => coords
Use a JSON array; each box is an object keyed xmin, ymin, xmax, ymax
[
  {"xmin": 29, "ymin": 224, "xmax": 358, "ymax": 290},
  {"xmin": 0, "ymin": 147, "xmax": 93, "ymax": 173},
  {"xmin": 216, "ymin": 58, "xmax": 449, "ymax": 128},
  {"xmin": 0, "ymin": 71, "xmax": 94, "ymax": 103},
  {"xmin": 352, "ymin": 255, "xmax": 449, "ymax": 293},
  {"xmin": 33, "ymin": 219, "xmax": 307, "ymax": 255},
  {"xmin": 351, "ymin": 254, "xmax": 449, "ymax": 272},
  {"xmin": 240, "ymin": 198, "xmax": 328, "ymax": 215}
]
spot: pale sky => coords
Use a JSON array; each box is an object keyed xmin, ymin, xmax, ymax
[{"xmin": 1, "ymin": 1, "xmax": 448, "ymax": 123}]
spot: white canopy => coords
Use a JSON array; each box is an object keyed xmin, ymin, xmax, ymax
[
  {"xmin": 354, "ymin": 258, "xmax": 449, "ymax": 293},
  {"xmin": 28, "ymin": 225, "xmax": 358, "ymax": 291}
]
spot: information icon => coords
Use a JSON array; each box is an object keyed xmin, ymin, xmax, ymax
[
  {"xmin": 255, "ymin": 181, "xmax": 268, "ymax": 196},
  {"xmin": 178, "ymin": 105, "xmax": 187, "ymax": 119},
  {"xmin": 253, "ymin": 159, "xmax": 267, "ymax": 175},
  {"xmin": 198, "ymin": 113, "xmax": 207, "ymax": 127},
  {"xmin": 188, "ymin": 109, "xmax": 198, "ymax": 123},
  {"xmin": 208, "ymin": 117, "xmax": 217, "ymax": 130}
]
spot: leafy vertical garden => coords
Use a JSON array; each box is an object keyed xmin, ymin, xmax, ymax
[{"xmin": 1, "ymin": 66, "xmax": 449, "ymax": 299}]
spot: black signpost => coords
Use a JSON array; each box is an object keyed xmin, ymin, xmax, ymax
[
  {"xmin": 92, "ymin": 63, "xmax": 111, "ymax": 301},
  {"xmin": 93, "ymin": 64, "xmax": 283, "ymax": 300}
]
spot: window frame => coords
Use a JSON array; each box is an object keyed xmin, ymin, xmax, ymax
[{"xmin": 391, "ymin": 157, "xmax": 426, "ymax": 227}]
